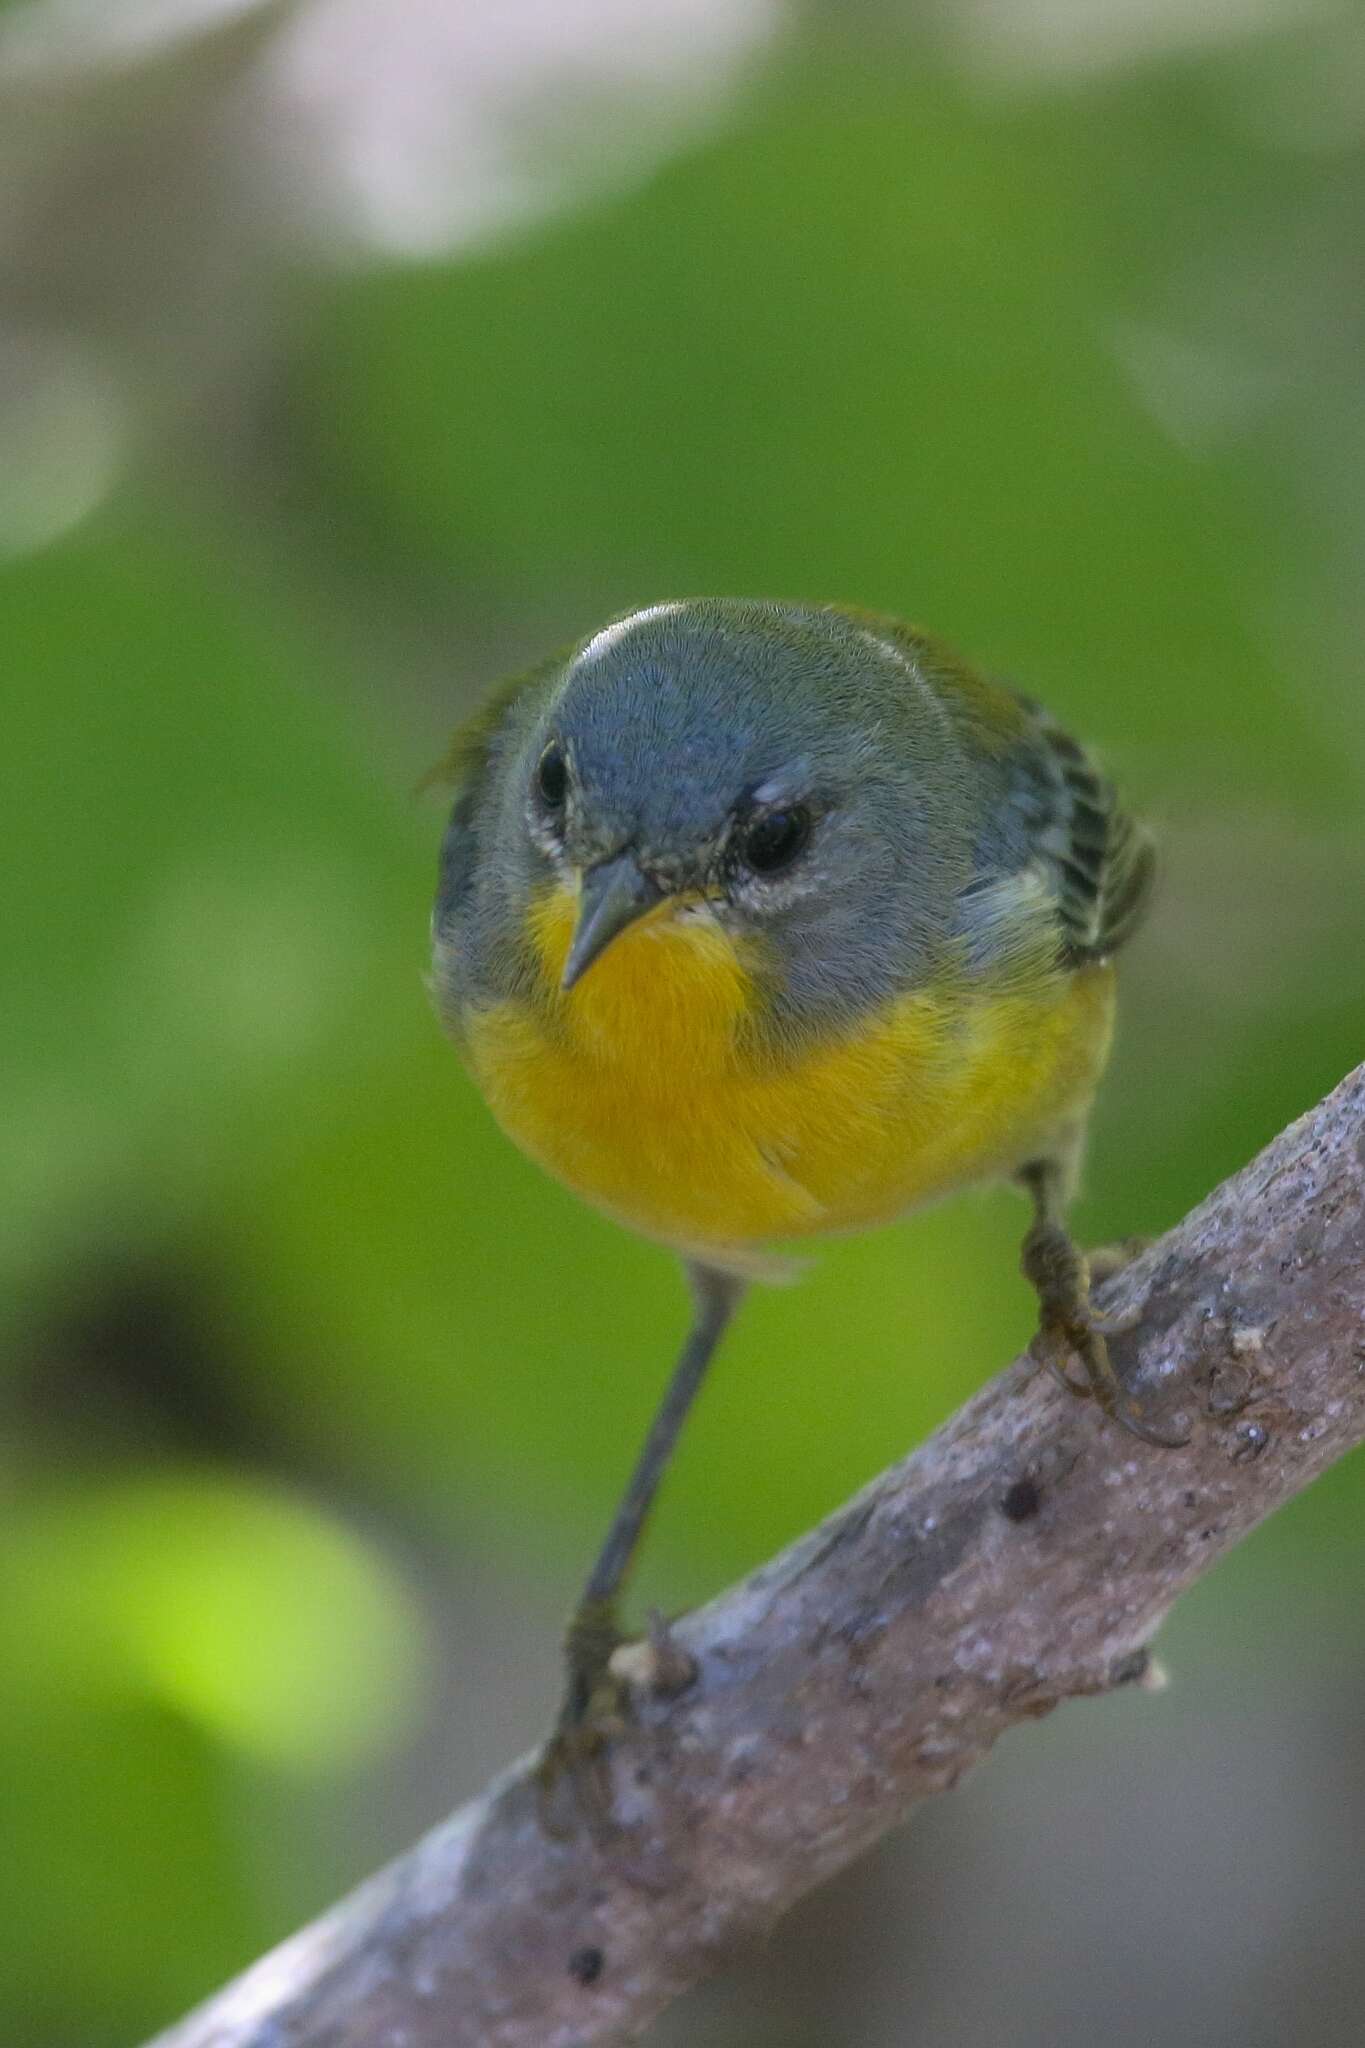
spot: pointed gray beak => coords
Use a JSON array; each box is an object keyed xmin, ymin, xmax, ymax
[{"xmin": 562, "ymin": 851, "xmax": 661, "ymax": 990}]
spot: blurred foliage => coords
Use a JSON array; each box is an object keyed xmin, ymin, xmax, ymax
[{"xmin": 3, "ymin": 7, "xmax": 1364, "ymax": 2046}]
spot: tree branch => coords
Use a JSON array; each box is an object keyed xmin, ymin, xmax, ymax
[{"xmin": 149, "ymin": 1061, "xmax": 1365, "ymax": 2048}]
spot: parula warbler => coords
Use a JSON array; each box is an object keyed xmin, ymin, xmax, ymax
[{"xmin": 430, "ymin": 599, "xmax": 1176, "ymax": 1764}]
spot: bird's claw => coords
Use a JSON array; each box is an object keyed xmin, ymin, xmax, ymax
[
  {"xmin": 534, "ymin": 1598, "xmax": 631, "ymax": 1835},
  {"xmin": 1085, "ymin": 1234, "xmax": 1154, "ymax": 1285},
  {"xmin": 1032, "ymin": 1311, "xmax": 1189, "ymax": 1450},
  {"xmin": 535, "ymin": 1688, "xmax": 631, "ymax": 1838},
  {"xmin": 534, "ymin": 1603, "xmax": 699, "ymax": 1837}
]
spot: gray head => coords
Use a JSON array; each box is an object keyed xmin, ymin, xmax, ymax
[{"xmin": 444, "ymin": 599, "xmax": 987, "ymax": 1038}]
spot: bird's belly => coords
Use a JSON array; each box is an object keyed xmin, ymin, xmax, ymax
[{"xmin": 463, "ymin": 924, "xmax": 1116, "ymax": 1258}]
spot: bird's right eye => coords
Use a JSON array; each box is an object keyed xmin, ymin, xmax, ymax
[
  {"xmin": 741, "ymin": 803, "xmax": 812, "ymax": 876},
  {"xmin": 535, "ymin": 741, "xmax": 568, "ymax": 809}
]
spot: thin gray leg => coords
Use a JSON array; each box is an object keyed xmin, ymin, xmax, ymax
[{"xmin": 560, "ymin": 1260, "xmax": 745, "ymax": 1727}]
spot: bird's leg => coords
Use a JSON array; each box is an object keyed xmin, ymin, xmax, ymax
[
  {"xmin": 1018, "ymin": 1161, "xmax": 1186, "ymax": 1449},
  {"xmin": 537, "ymin": 1262, "xmax": 745, "ymax": 1818}
]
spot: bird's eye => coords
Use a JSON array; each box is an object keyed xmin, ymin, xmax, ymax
[
  {"xmin": 742, "ymin": 805, "xmax": 812, "ymax": 876},
  {"xmin": 535, "ymin": 741, "xmax": 568, "ymax": 809}
]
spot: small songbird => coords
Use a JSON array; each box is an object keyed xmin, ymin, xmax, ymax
[{"xmin": 430, "ymin": 598, "xmax": 1176, "ymax": 1762}]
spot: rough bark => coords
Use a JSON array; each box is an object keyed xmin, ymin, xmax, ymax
[{"xmin": 149, "ymin": 1060, "xmax": 1365, "ymax": 2048}]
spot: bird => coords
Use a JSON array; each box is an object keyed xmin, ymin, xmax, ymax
[{"xmin": 429, "ymin": 597, "xmax": 1176, "ymax": 1773}]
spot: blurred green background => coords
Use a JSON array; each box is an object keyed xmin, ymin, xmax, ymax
[{"xmin": 3, "ymin": 3, "xmax": 1363, "ymax": 2045}]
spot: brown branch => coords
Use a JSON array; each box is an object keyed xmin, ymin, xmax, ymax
[{"xmin": 148, "ymin": 1061, "xmax": 1365, "ymax": 2048}]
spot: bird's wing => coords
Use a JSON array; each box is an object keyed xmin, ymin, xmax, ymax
[
  {"xmin": 422, "ymin": 652, "xmax": 564, "ymax": 805},
  {"xmin": 425, "ymin": 650, "xmax": 564, "ymax": 923},
  {"xmin": 826, "ymin": 610, "xmax": 1156, "ymax": 974},
  {"xmin": 1000, "ymin": 695, "xmax": 1156, "ymax": 966}
]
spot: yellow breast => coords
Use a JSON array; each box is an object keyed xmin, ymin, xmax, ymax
[{"xmin": 462, "ymin": 883, "xmax": 1114, "ymax": 1262}]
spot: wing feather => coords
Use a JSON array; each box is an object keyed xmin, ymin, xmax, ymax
[
  {"xmin": 427, "ymin": 651, "xmax": 564, "ymax": 925},
  {"xmin": 1004, "ymin": 694, "xmax": 1156, "ymax": 966}
]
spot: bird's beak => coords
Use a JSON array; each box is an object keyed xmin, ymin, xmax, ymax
[{"xmin": 561, "ymin": 851, "xmax": 662, "ymax": 990}]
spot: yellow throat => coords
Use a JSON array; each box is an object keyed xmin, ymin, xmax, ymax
[{"xmin": 462, "ymin": 880, "xmax": 1115, "ymax": 1262}]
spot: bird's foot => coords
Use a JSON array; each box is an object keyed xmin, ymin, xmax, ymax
[
  {"xmin": 1031, "ymin": 1308, "xmax": 1187, "ymax": 1448},
  {"xmin": 1085, "ymin": 1233, "xmax": 1154, "ymax": 1285},
  {"xmin": 535, "ymin": 1599, "xmax": 630, "ymax": 1835},
  {"xmin": 534, "ymin": 1603, "xmax": 698, "ymax": 1837},
  {"xmin": 1023, "ymin": 1224, "xmax": 1188, "ymax": 1449}
]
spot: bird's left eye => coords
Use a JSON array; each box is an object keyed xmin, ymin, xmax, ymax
[
  {"xmin": 742, "ymin": 805, "xmax": 812, "ymax": 876},
  {"xmin": 535, "ymin": 741, "xmax": 568, "ymax": 809}
]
